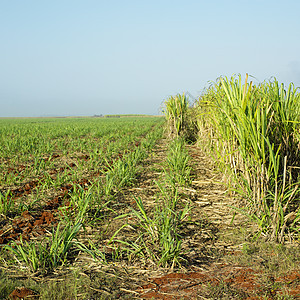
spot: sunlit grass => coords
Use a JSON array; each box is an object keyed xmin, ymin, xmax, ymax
[{"xmin": 195, "ymin": 74, "xmax": 300, "ymax": 242}]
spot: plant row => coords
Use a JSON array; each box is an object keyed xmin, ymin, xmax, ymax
[
  {"xmin": 0, "ymin": 118, "xmax": 164, "ymax": 215},
  {"xmin": 163, "ymin": 75, "xmax": 300, "ymax": 242},
  {"xmin": 1, "ymin": 121, "xmax": 165, "ymax": 273},
  {"xmin": 107, "ymin": 137, "xmax": 193, "ymax": 268}
]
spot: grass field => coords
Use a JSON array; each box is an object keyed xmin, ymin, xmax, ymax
[{"xmin": 0, "ymin": 104, "xmax": 300, "ymax": 299}]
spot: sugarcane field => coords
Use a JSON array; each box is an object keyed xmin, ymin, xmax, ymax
[{"xmin": 1, "ymin": 75, "xmax": 300, "ymax": 299}]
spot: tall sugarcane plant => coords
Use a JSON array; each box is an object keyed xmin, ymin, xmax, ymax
[
  {"xmin": 163, "ymin": 93, "xmax": 189, "ymax": 137},
  {"xmin": 196, "ymin": 74, "xmax": 300, "ymax": 242}
]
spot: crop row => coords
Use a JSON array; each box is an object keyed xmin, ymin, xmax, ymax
[
  {"xmin": 0, "ymin": 118, "xmax": 163, "ymax": 210},
  {"xmin": 1, "ymin": 118, "xmax": 166, "ymax": 274}
]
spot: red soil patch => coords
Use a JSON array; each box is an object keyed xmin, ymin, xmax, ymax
[
  {"xmin": 7, "ymin": 180, "xmax": 40, "ymax": 200},
  {"xmin": 0, "ymin": 210, "xmax": 56, "ymax": 244},
  {"xmin": 9, "ymin": 287, "xmax": 38, "ymax": 300},
  {"xmin": 79, "ymin": 154, "xmax": 90, "ymax": 161},
  {"xmin": 137, "ymin": 265, "xmax": 300, "ymax": 299},
  {"xmin": 0, "ymin": 176, "xmax": 94, "ymax": 245},
  {"xmin": 7, "ymin": 165, "xmax": 26, "ymax": 176}
]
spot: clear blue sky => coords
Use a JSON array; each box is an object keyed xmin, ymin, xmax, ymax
[{"xmin": 1, "ymin": 0, "xmax": 300, "ymax": 117}]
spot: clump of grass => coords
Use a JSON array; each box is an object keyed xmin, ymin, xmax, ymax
[
  {"xmin": 111, "ymin": 184, "xmax": 189, "ymax": 268},
  {"xmin": 0, "ymin": 190, "xmax": 13, "ymax": 215},
  {"xmin": 206, "ymin": 281, "xmax": 249, "ymax": 299},
  {"xmin": 5, "ymin": 222, "xmax": 83, "ymax": 273},
  {"xmin": 0, "ymin": 267, "xmax": 135, "ymax": 300},
  {"xmin": 228, "ymin": 239, "xmax": 300, "ymax": 277}
]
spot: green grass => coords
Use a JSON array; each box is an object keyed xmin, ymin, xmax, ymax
[
  {"xmin": 5, "ymin": 222, "xmax": 83, "ymax": 273},
  {"xmin": 0, "ymin": 267, "xmax": 136, "ymax": 299}
]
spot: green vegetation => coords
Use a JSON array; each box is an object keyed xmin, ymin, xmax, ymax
[
  {"xmin": 1, "ymin": 83, "xmax": 300, "ymax": 298},
  {"xmin": 110, "ymin": 138, "xmax": 191, "ymax": 268},
  {"xmin": 162, "ymin": 75, "xmax": 300, "ymax": 244},
  {"xmin": 5, "ymin": 222, "xmax": 83, "ymax": 273},
  {"xmin": 163, "ymin": 93, "xmax": 189, "ymax": 137},
  {"xmin": 193, "ymin": 74, "xmax": 300, "ymax": 242},
  {"xmin": 162, "ymin": 93, "xmax": 198, "ymax": 142},
  {"xmin": 0, "ymin": 116, "xmax": 166, "ymax": 297},
  {"xmin": 164, "ymin": 137, "xmax": 192, "ymax": 187}
]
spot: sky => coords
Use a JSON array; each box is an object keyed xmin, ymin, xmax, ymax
[{"xmin": 1, "ymin": 0, "xmax": 300, "ymax": 117}]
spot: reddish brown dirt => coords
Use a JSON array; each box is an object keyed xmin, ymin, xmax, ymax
[
  {"xmin": 0, "ymin": 143, "xmax": 142, "ymax": 246},
  {"xmin": 7, "ymin": 179, "xmax": 40, "ymax": 200},
  {"xmin": 0, "ymin": 178, "xmax": 93, "ymax": 245},
  {"xmin": 9, "ymin": 287, "xmax": 38, "ymax": 299},
  {"xmin": 0, "ymin": 210, "xmax": 56, "ymax": 244},
  {"xmin": 137, "ymin": 264, "xmax": 300, "ymax": 299}
]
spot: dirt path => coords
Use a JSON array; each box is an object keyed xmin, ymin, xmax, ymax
[
  {"xmin": 123, "ymin": 140, "xmax": 300, "ymax": 299},
  {"xmin": 129, "ymin": 141, "xmax": 247, "ymax": 299}
]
